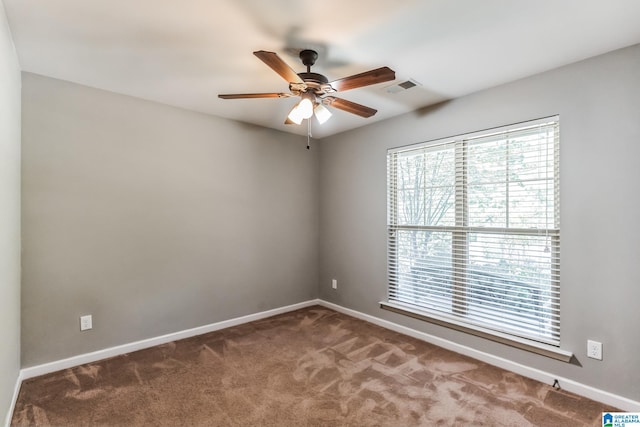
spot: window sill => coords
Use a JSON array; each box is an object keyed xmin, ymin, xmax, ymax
[{"xmin": 380, "ymin": 301, "xmax": 574, "ymax": 363}]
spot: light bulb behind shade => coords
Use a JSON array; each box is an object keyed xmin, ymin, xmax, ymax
[
  {"xmin": 287, "ymin": 102, "xmax": 305, "ymax": 125},
  {"xmin": 314, "ymin": 103, "xmax": 332, "ymax": 124},
  {"xmin": 298, "ymin": 98, "xmax": 313, "ymax": 119}
]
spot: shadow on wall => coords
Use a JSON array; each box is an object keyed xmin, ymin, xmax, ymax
[{"xmin": 410, "ymin": 99, "xmax": 452, "ymax": 118}]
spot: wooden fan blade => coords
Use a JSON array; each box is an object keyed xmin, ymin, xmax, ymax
[
  {"xmin": 327, "ymin": 97, "xmax": 377, "ymax": 118},
  {"xmin": 329, "ymin": 66, "xmax": 395, "ymax": 92},
  {"xmin": 218, "ymin": 93, "xmax": 290, "ymax": 99},
  {"xmin": 254, "ymin": 50, "xmax": 304, "ymax": 84}
]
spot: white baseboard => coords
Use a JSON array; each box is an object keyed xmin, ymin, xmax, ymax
[
  {"xmin": 21, "ymin": 299, "xmax": 321, "ymax": 380},
  {"xmin": 4, "ymin": 371, "xmax": 23, "ymax": 427},
  {"xmin": 317, "ymin": 300, "xmax": 640, "ymax": 412},
  {"xmin": 15, "ymin": 298, "xmax": 639, "ymax": 414}
]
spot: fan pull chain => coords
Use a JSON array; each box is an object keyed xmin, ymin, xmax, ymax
[{"xmin": 307, "ymin": 119, "xmax": 311, "ymax": 149}]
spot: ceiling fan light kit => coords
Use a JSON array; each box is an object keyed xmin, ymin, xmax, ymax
[{"xmin": 218, "ymin": 49, "xmax": 395, "ymax": 131}]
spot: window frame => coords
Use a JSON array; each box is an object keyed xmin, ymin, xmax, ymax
[{"xmin": 382, "ymin": 116, "xmax": 572, "ymax": 362}]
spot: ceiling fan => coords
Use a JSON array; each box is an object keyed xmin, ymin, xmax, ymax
[{"xmin": 218, "ymin": 49, "xmax": 396, "ymax": 126}]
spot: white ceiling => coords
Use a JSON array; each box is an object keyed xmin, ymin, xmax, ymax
[{"xmin": 4, "ymin": 0, "xmax": 640, "ymax": 139}]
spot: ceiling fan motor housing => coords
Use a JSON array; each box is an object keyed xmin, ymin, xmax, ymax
[{"xmin": 297, "ymin": 72, "xmax": 328, "ymax": 84}]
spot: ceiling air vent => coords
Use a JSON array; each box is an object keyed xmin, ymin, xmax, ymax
[{"xmin": 386, "ymin": 79, "xmax": 421, "ymax": 94}]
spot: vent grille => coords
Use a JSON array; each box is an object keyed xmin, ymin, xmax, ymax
[
  {"xmin": 398, "ymin": 80, "xmax": 417, "ymax": 90},
  {"xmin": 386, "ymin": 79, "xmax": 421, "ymax": 94}
]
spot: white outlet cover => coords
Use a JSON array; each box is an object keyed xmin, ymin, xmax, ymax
[
  {"xmin": 80, "ymin": 315, "xmax": 92, "ymax": 331},
  {"xmin": 587, "ymin": 339, "xmax": 602, "ymax": 360}
]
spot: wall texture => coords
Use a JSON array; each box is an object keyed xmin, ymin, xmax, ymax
[
  {"xmin": 319, "ymin": 44, "xmax": 640, "ymax": 401},
  {"xmin": 0, "ymin": 0, "xmax": 21, "ymax": 423},
  {"xmin": 21, "ymin": 73, "xmax": 319, "ymax": 367}
]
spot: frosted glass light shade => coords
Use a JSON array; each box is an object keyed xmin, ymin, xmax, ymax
[
  {"xmin": 298, "ymin": 98, "xmax": 313, "ymax": 119},
  {"xmin": 314, "ymin": 103, "xmax": 332, "ymax": 124},
  {"xmin": 287, "ymin": 103, "xmax": 305, "ymax": 125}
]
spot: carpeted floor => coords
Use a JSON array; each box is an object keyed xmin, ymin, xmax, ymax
[{"xmin": 12, "ymin": 306, "xmax": 616, "ymax": 426}]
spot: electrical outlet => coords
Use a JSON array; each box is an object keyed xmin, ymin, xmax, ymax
[
  {"xmin": 80, "ymin": 315, "xmax": 92, "ymax": 331},
  {"xmin": 587, "ymin": 340, "xmax": 602, "ymax": 360},
  {"xmin": 332, "ymin": 279, "xmax": 337, "ymax": 290}
]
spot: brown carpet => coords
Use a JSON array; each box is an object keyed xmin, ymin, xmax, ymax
[{"xmin": 12, "ymin": 306, "xmax": 616, "ymax": 426}]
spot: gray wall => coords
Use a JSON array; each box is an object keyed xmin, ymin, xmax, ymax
[
  {"xmin": 21, "ymin": 73, "xmax": 319, "ymax": 367},
  {"xmin": 0, "ymin": 0, "xmax": 21, "ymax": 422},
  {"xmin": 319, "ymin": 44, "xmax": 640, "ymax": 401}
]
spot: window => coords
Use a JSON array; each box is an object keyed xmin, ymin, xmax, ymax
[{"xmin": 386, "ymin": 117, "xmax": 560, "ymax": 349}]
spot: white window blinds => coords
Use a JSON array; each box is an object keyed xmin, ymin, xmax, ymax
[{"xmin": 387, "ymin": 117, "xmax": 560, "ymax": 346}]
